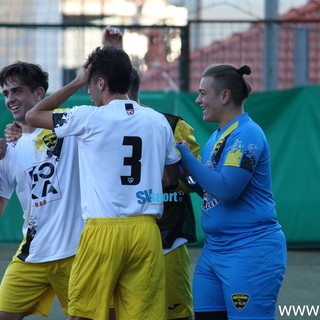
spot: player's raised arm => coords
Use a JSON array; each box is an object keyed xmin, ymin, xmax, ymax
[
  {"xmin": 102, "ymin": 25, "xmax": 123, "ymax": 49},
  {"xmin": 26, "ymin": 62, "xmax": 91, "ymax": 129}
]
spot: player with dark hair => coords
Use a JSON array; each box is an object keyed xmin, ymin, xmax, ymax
[
  {"xmin": 128, "ymin": 66, "xmax": 198, "ymax": 320},
  {"xmin": 177, "ymin": 64, "xmax": 287, "ymax": 320},
  {"xmin": 102, "ymin": 26, "xmax": 198, "ymax": 320},
  {"xmin": 0, "ymin": 61, "xmax": 84, "ymax": 319},
  {"xmin": 26, "ymin": 46, "xmax": 180, "ymax": 320}
]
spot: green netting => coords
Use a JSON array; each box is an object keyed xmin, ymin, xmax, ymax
[{"xmin": 1, "ymin": 86, "xmax": 320, "ymax": 247}]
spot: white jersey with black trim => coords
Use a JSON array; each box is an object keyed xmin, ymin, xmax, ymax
[
  {"xmin": 0, "ymin": 128, "xmax": 84, "ymax": 262},
  {"xmin": 53, "ymin": 100, "xmax": 180, "ymax": 220}
]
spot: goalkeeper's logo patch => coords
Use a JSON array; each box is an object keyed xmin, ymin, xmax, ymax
[{"xmin": 232, "ymin": 293, "xmax": 249, "ymax": 311}]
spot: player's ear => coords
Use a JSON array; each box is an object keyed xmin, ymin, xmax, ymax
[
  {"xmin": 97, "ymin": 77, "xmax": 106, "ymax": 91},
  {"xmin": 220, "ymin": 89, "xmax": 231, "ymax": 104},
  {"xmin": 35, "ymin": 87, "xmax": 46, "ymax": 101}
]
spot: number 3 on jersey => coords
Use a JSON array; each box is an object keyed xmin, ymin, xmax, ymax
[{"xmin": 121, "ymin": 136, "xmax": 142, "ymax": 185}]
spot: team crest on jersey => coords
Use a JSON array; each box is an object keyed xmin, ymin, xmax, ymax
[
  {"xmin": 125, "ymin": 103, "xmax": 135, "ymax": 116},
  {"xmin": 36, "ymin": 129, "xmax": 64, "ymax": 160},
  {"xmin": 232, "ymin": 293, "xmax": 250, "ymax": 311},
  {"xmin": 42, "ymin": 132, "xmax": 57, "ymax": 150}
]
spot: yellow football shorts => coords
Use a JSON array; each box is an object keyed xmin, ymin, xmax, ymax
[
  {"xmin": 0, "ymin": 255, "xmax": 74, "ymax": 316},
  {"xmin": 164, "ymin": 244, "xmax": 193, "ymax": 319},
  {"xmin": 68, "ymin": 216, "xmax": 165, "ymax": 320}
]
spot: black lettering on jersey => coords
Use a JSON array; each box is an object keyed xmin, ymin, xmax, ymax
[
  {"xmin": 42, "ymin": 180, "xmax": 58, "ymax": 197},
  {"xmin": 121, "ymin": 136, "xmax": 142, "ymax": 185},
  {"xmin": 38, "ymin": 162, "xmax": 55, "ymax": 179},
  {"xmin": 29, "ymin": 162, "xmax": 58, "ymax": 199}
]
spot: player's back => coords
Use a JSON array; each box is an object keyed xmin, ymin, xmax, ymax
[{"xmin": 55, "ymin": 100, "xmax": 179, "ymax": 220}]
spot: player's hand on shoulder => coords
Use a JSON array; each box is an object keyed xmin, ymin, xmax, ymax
[{"xmin": 4, "ymin": 122, "xmax": 22, "ymax": 142}]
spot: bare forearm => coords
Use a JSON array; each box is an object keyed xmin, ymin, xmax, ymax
[
  {"xmin": 25, "ymin": 78, "xmax": 84, "ymax": 129},
  {"xmin": 34, "ymin": 78, "xmax": 83, "ymax": 112}
]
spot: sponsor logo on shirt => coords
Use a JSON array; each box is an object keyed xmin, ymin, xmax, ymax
[
  {"xmin": 27, "ymin": 161, "xmax": 62, "ymax": 208},
  {"xmin": 125, "ymin": 103, "xmax": 135, "ymax": 116},
  {"xmin": 136, "ymin": 189, "xmax": 184, "ymax": 204}
]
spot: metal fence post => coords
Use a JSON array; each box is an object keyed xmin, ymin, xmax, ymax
[
  {"xmin": 263, "ymin": 0, "xmax": 279, "ymax": 91},
  {"xmin": 294, "ymin": 27, "xmax": 309, "ymax": 87},
  {"xmin": 179, "ymin": 25, "xmax": 189, "ymax": 91}
]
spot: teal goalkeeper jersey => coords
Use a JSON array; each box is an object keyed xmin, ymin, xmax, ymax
[{"xmin": 178, "ymin": 113, "xmax": 282, "ymax": 250}]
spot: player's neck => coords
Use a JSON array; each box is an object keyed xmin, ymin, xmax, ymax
[
  {"xmin": 103, "ymin": 93, "xmax": 130, "ymax": 105},
  {"xmin": 19, "ymin": 122, "xmax": 37, "ymax": 134}
]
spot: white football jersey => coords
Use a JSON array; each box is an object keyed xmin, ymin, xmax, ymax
[
  {"xmin": 54, "ymin": 100, "xmax": 180, "ymax": 220},
  {"xmin": 0, "ymin": 128, "xmax": 84, "ymax": 262}
]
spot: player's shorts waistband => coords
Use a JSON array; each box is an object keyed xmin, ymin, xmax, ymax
[{"xmin": 86, "ymin": 215, "xmax": 156, "ymax": 226}]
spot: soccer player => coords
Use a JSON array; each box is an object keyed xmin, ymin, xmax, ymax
[
  {"xmin": 177, "ymin": 64, "xmax": 287, "ymax": 320},
  {"xmin": 103, "ymin": 26, "xmax": 198, "ymax": 320},
  {"xmin": 128, "ymin": 67, "xmax": 198, "ymax": 320},
  {"xmin": 0, "ymin": 62, "xmax": 84, "ymax": 319},
  {"xmin": 25, "ymin": 46, "xmax": 180, "ymax": 320}
]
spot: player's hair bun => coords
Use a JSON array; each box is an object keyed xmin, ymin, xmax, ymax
[{"xmin": 237, "ymin": 65, "xmax": 251, "ymax": 76}]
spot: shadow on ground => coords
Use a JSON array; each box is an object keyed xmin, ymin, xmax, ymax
[{"xmin": 1, "ymin": 245, "xmax": 319, "ymax": 319}]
